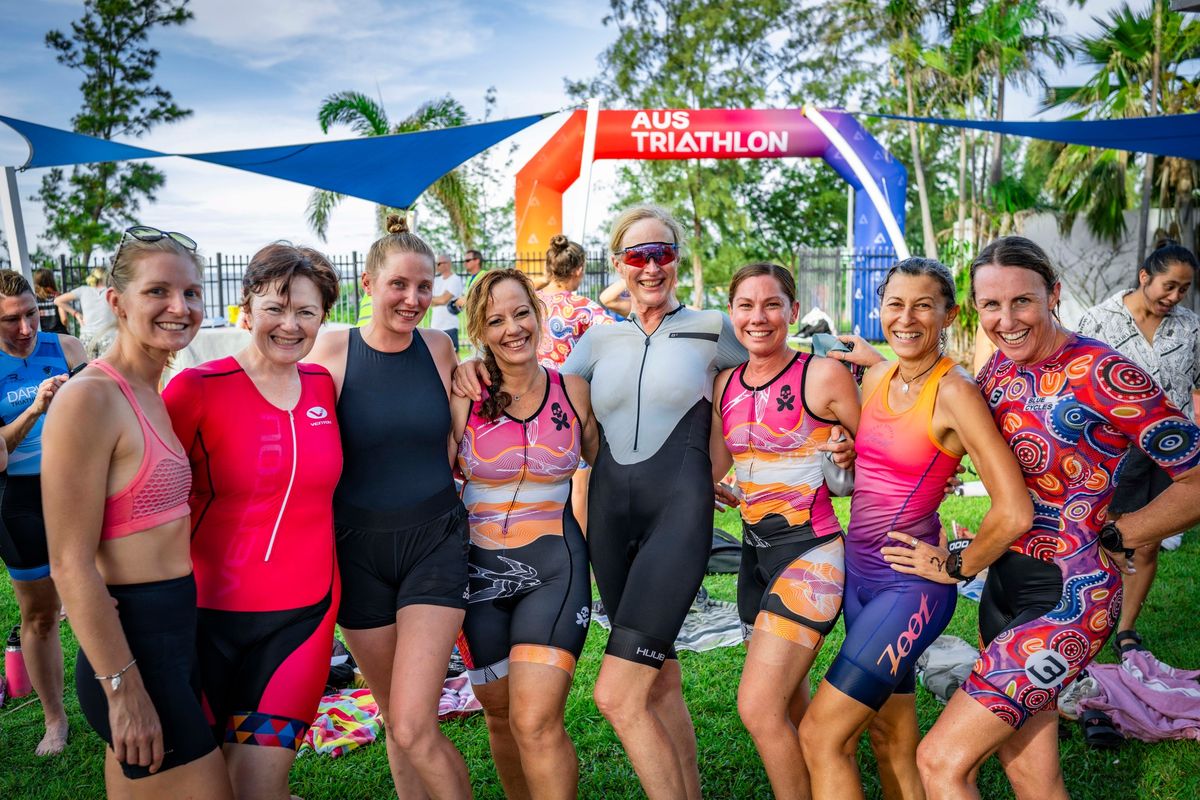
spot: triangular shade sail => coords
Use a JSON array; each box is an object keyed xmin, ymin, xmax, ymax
[
  {"xmin": 0, "ymin": 115, "xmax": 168, "ymax": 167},
  {"xmin": 871, "ymin": 112, "xmax": 1200, "ymax": 160},
  {"xmin": 186, "ymin": 114, "xmax": 547, "ymax": 208},
  {"xmin": 0, "ymin": 112, "xmax": 549, "ymax": 209}
]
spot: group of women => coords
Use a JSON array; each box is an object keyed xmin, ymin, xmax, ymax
[{"xmin": 0, "ymin": 203, "xmax": 1197, "ymax": 800}]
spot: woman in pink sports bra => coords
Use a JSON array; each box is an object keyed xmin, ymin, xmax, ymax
[{"xmin": 43, "ymin": 227, "xmax": 233, "ymax": 799}]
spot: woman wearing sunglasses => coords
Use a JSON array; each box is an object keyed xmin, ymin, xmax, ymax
[
  {"xmin": 307, "ymin": 215, "xmax": 471, "ymax": 800},
  {"xmin": 43, "ymin": 226, "xmax": 233, "ymax": 798},
  {"xmin": 456, "ymin": 205, "xmax": 754, "ymax": 798},
  {"xmin": 163, "ymin": 244, "xmax": 343, "ymax": 800},
  {"xmin": 709, "ymin": 262, "xmax": 860, "ymax": 800}
]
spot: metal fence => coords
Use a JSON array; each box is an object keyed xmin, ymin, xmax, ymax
[{"xmin": 2, "ymin": 248, "xmax": 893, "ymax": 330}]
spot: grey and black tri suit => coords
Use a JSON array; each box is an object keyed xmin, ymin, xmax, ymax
[{"xmin": 563, "ymin": 305, "xmax": 746, "ymax": 667}]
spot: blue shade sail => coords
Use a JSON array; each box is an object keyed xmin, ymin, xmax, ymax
[
  {"xmin": 185, "ymin": 114, "xmax": 547, "ymax": 208},
  {"xmin": 0, "ymin": 115, "xmax": 168, "ymax": 168},
  {"xmin": 1, "ymin": 113, "xmax": 549, "ymax": 209},
  {"xmin": 870, "ymin": 112, "xmax": 1200, "ymax": 161}
]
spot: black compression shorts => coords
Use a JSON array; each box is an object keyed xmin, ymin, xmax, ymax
[
  {"xmin": 459, "ymin": 507, "xmax": 591, "ymax": 683},
  {"xmin": 587, "ymin": 408, "xmax": 714, "ymax": 668},
  {"xmin": 335, "ymin": 503, "xmax": 470, "ymax": 629},
  {"xmin": 0, "ymin": 474, "xmax": 50, "ymax": 581},
  {"xmin": 76, "ymin": 575, "xmax": 216, "ymax": 779}
]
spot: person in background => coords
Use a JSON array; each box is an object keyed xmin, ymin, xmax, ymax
[
  {"xmin": 463, "ymin": 249, "xmax": 486, "ymax": 294},
  {"xmin": 33, "ymin": 270, "xmax": 69, "ymax": 335},
  {"xmin": 537, "ymin": 233, "xmax": 612, "ymax": 535},
  {"xmin": 164, "ymin": 244, "xmax": 343, "ymax": 800},
  {"xmin": 55, "ymin": 266, "xmax": 118, "ymax": 358},
  {"xmin": 44, "ymin": 227, "xmax": 233, "ymax": 798},
  {"xmin": 1076, "ymin": 239, "xmax": 1199, "ymax": 655},
  {"xmin": 431, "ymin": 253, "xmax": 464, "ymax": 352},
  {"xmin": 0, "ymin": 269, "xmax": 85, "ymax": 756}
]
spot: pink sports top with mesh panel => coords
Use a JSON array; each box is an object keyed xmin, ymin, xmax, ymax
[{"xmin": 92, "ymin": 359, "xmax": 192, "ymax": 541}]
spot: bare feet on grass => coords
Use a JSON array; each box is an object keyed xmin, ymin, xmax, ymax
[{"xmin": 35, "ymin": 716, "xmax": 68, "ymax": 756}]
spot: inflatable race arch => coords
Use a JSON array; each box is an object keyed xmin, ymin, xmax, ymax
[{"xmin": 514, "ymin": 107, "xmax": 908, "ymax": 338}]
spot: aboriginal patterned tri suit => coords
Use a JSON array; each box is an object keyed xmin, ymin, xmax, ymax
[
  {"xmin": 968, "ymin": 335, "xmax": 1200, "ymax": 728},
  {"xmin": 719, "ymin": 351, "xmax": 845, "ymax": 649},
  {"xmin": 456, "ymin": 369, "xmax": 590, "ymax": 683}
]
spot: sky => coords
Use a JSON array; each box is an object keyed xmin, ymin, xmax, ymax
[{"xmin": 0, "ymin": 0, "xmax": 1128, "ymax": 262}]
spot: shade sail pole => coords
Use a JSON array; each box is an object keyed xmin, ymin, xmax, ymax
[{"xmin": 1, "ymin": 168, "xmax": 33, "ymax": 281}]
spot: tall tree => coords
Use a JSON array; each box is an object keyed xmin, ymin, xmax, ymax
[
  {"xmin": 306, "ymin": 92, "xmax": 481, "ymax": 247},
  {"xmin": 37, "ymin": 0, "xmax": 193, "ymax": 263},
  {"xmin": 567, "ymin": 0, "xmax": 792, "ymax": 307}
]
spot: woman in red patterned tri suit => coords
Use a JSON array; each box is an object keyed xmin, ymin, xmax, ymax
[{"xmin": 886, "ymin": 237, "xmax": 1200, "ymax": 800}]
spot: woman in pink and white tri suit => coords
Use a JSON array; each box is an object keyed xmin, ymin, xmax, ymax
[
  {"xmin": 164, "ymin": 244, "xmax": 343, "ymax": 800},
  {"xmin": 710, "ymin": 262, "xmax": 860, "ymax": 800}
]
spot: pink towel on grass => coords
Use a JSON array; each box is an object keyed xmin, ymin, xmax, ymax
[{"xmin": 1078, "ymin": 650, "xmax": 1200, "ymax": 742}]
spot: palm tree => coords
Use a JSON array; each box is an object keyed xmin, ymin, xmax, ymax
[
  {"xmin": 1040, "ymin": 1, "xmax": 1200, "ymax": 245},
  {"xmin": 306, "ymin": 92, "xmax": 481, "ymax": 244},
  {"xmin": 966, "ymin": 0, "xmax": 1071, "ymax": 191}
]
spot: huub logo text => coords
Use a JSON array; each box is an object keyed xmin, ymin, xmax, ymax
[{"xmin": 636, "ymin": 646, "xmax": 666, "ymax": 662}]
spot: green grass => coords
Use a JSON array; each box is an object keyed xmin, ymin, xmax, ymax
[{"xmin": 3, "ymin": 499, "xmax": 1199, "ymax": 799}]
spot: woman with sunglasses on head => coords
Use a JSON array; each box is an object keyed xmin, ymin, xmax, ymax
[
  {"xmin": 306, "ymin": 215, "xmax": 470, "ymax": 800},
  {"xmin": 452, "ymin": 268, "xmax": 598, "ymax": 799},
  {"xmin": 796, "ymin": 258, "xmax": 1030, "ymax": 800},
  {"xmin": 1076, "ymin": 239, "xmax": 1198, "ymax": 657},
  {"xmin": 162, "ymin": 244, "xmax": 342, "ymax": 800},
  {"xmin": 0, "ymin": 268, "xmax": 84, "ymax": 757},
  {"xmin": 43, "ymin": 226, "xmax": 233, "ymax": 798},
  {"xmin": 884, "ymin": 238, "xmax": 1200, "ymax": 800},
  {"xmin": 709, "ymin": 262, "xmax": 860, "ymax": 800}
]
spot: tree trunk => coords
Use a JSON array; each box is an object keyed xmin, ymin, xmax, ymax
[
  {"xmin": 957, "ymin": 128, "xmax": 968, "ymax": 249},
  {"xmin": 988, "ymin": 76, "xmax": 1005, "ymax": 188},
  {"xmin": 1136, "ymin": 0, "xmax": 1163, "ymax": 266},
  {"xmin": 904, "ymin": 62, "xmax": 938, "ymax": 259}
]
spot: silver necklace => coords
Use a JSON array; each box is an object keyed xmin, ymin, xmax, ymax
[{"xmin": 897, "ymin": 355, "xmax": 940, "ymax": 393}]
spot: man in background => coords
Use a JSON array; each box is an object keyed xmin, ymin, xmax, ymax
[{"xmin": 431, "ymin": 253, "xmax": 464, "ymax": 351}]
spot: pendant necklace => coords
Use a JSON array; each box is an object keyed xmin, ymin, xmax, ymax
[{"xmin": 897, "ymin": 356, "xmax": 940, "ymax": 394}]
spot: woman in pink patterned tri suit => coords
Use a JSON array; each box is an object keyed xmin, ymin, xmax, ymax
[
  {"xmin": 890, "ymin": 237, "xmax": 1200, "ymax": 800},
  {"xmin": 537, "ymin": 234, "xmax": 611, "ymax": 536}
]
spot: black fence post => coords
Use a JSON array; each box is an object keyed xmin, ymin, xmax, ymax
[
  {"xmin": 351, "ymin": 251, "xmax": 360, "ymax": 311},
  {"xmin": 215, "ymin": 253, "xmax": 225, "ymax": 313}
]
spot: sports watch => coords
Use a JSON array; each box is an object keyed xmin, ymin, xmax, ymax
[
  {"xmin": 945, "ymin": 550, "xmax": 975, "ymax": 583},
  {"xmin": 1098, "ymin": 520, "xmax": 1134, "ymax": 559}
]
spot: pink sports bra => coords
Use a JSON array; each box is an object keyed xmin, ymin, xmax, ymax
[{"xmin": 92, "ymin": 360, "xmax": 192, "ymax": 541}]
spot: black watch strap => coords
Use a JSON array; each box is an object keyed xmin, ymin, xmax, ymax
[
  {"xmin": 1099, "ymin": 521, "xmax": 1134, "ymax": 559},
  {"xmin": 945, "ymin": 550, "xmax": 975, "ymax": 582}
]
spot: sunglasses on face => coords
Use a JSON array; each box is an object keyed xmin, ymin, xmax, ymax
[{"xmin": 617, "ymin": 242, "xmax": 679, "ymax": 269}]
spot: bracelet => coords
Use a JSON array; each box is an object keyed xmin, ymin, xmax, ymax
[{"xmin": 95, "ymin": 657, "xmax": 137, "ymax": 692}]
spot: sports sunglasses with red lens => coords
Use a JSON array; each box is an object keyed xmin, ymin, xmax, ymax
[{"xmin": 617, "ymin": 242, "xmax": 679, "ymax": 269}]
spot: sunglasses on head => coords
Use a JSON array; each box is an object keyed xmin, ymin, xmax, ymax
[
  {"xmin": 121, "ymin": 225, "xmax": 198, "ymax": 252},
  {"xmin": 617, "ymin": 242, "xmax": 679, "ymax": 269}
]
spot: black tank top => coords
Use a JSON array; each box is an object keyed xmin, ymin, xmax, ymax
[{"xmin": 334, "ymin": 328, "xmax": 458, "ymax": 530}]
